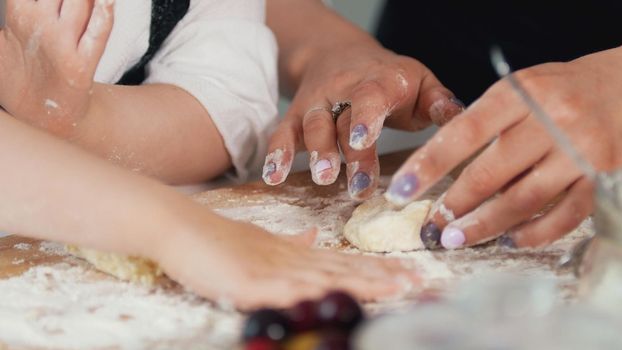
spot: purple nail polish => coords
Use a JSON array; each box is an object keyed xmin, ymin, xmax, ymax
[
  {"xmin": 349, "ymin": 172, "xmax": 371, "ymax": 196},
  {"xmin": 440, "ymin": 226, "xmax": 465, "ymax": 249},
  {"xmin": 314, "ymin": 159, "xmax": 332, "ymax": 174},
  {"xmin": 387, "ymin": 173, "xmax": 419, "ymax": 201},
  {"xmin": 263, "ymin": 162, "xmax": 276, "ymax": 178},
  {"xmin": 497, "ymin": 234, "xmax": 517, "ymax": 249},
  {"xmin": 449, "ymin": 97, "xmax": 466, "ymax": 110},
  {"xmin": 420, "ymin": 222, "xmax": 442, "ymax": 250},
  {"xmin": 349, "ymin": 124, "xmax": 368, "ymax": 148}
]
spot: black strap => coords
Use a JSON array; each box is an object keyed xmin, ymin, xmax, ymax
[{"xmin": 117, "ymin": 0, "xmax": 191, "ymax": 86}]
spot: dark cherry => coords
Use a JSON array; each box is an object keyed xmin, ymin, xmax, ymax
[
  {"xmin": 245, "ymin": 337, "xmax": 281, "ymax": 350},
  {"xmin": 315, "ymin": 331, "xmax": 350, "ymax": 350},
  {"xmin": 287, "ymin": 300, "xmax": 319, "ymax": 332},
  {"xmin": 316, "ymin": 291, "xmax": 363, "ymax": 332},
  {"xmin": 243, "ymin": 309, "xmax": 291, "ymax": 342}
]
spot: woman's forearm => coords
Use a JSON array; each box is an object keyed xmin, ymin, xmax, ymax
[
  {"xmin": 0, "ymin": 111, "xmax": 210, "ymax": 258},
  {"xmin": 266, "ymin": 0, "xmax": 380, "ymax": 96}
]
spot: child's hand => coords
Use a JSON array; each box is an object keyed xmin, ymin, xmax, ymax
[
  {"xmin": 0, "ymin": 0, "xmax": 114, "ymax": 136},
  {"xmin": 154, "ymin": 211, "xmax": 419, "ymax": 310}
]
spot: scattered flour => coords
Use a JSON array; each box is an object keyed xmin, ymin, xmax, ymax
[
  {"xmin": 214, "ymin": 185, "xmax": 359, "ymax": 245},
  {"xmin": 38, "ymin": 241, "xmax": 68, "ymax": 256},
  {"xmin": 0, "ymin": 264, "xmax": 241, "ymax": 350},
  {"xmin": 44, "ymin": 99, "xmax": 59, "ymax": 109},
  {"xmin": 11, "ymin": 258, "xmax": 25, "ymax": 265},
  {"xmin": 13, "ymin": 243, "xmax": 32, "ymax": 251}
]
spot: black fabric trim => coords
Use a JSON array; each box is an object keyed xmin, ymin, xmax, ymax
[{"xmin": 117, "ymin": 0, "xmax": 190, "ymax": 86}]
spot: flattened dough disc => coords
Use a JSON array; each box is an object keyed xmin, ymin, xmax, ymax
[{"xmin": 67, "ymin": 246, "xmax": 162, "ymax": 285}]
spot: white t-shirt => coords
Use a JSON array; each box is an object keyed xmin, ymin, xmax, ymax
[{"xmin": 95, "ymin": 0, "xmax": 279, "ymax": 181}]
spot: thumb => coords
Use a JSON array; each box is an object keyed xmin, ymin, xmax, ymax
[{"xmin": 414, "ymin": 68, "xmax": 465, "ymax": 126}]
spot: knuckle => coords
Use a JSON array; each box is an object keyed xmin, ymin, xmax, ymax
[
  {"xmin": 302, "ymin": 110, "xmax": 331, "ymax": 134},
  {"xmin": 331, "ymin": 70, "xmax": 357, "ymax": 91},
  {"xmin": 456, "ymin": 116, "xmax": 484, "ymax": 145},
  {"xmin": 352, "ymin": 79, "xmax": 387, "ymax": 102}
]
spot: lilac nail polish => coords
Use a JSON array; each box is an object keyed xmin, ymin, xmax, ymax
[
  {"xmin": 420, "ymin": 222, "xmax": 442, "ymax": 250},
  {"xmin": 314, "ymin": 159, "xmax": 332, "ymax": 174},
  {"xmin": 449, "ymin": 96, "xmax": 466, "ymax": 110},
  {"xmin": 349, "ymin": 172, "xmax": 371, "ymax": 196},
  {"xmin": 349, "ymin": 124, "xmax": 368, "ymax": 149},
  {"xmin": 440, "ymin": 226, "xmax": 465, "ymax": 249},
  {"xmin": 497, "ymin": 234, "xmax": 517, "ymax": 249},
  {"xmin": 387, "ymin": 173, "xmax": 419, "ymax": 202},
  {"xmin": 263, "ymin": 162, "xmax": 277, "ymax": 178}
]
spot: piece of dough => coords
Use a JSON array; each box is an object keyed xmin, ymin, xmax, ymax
[
  {"xmin": 344, "ymin": 196, "xmax": 433, "ymax": 253},
  {"xmin": 67, "ymin": 246, "xmax": 162, "ymax": 285}
]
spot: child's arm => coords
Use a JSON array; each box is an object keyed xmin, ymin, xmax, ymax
[
  {"xmin": 0, "ymin": 110, "xmax": 417, "ymax": 308},
  {"xmin": 0, "ymin": 0, "xmax": 276, "ymax": 184}
]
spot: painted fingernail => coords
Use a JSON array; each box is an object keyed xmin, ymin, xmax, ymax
[
  {"xmin": 420, "ymin": 222, "xmax": 442, "ymax": 250},
  {"xmin": 312, "ymin": 158, "xmax": 334, "ymax": 185},
  {"xmin": 262, "ymin": 161, "xmax": 276, "ymax": 179},
  {"xmin": 497, "ymin": 234, "xmax": 517, "ymax": 249},
  {"xmin": 449, "ymin": 97, "xmax": 466, "ymax": 110},
  {"xmin": 440, "ymin": 226, "xmax": 465, "ymax": 250},
  {"xmin": 349, "ymin": 172, "xmax": 371, "ymax": 197},
  {"xmin": 385, "ymin": 173, "xmax": 419, "ymax": 206},
  {"xmin": 349, "ymin": 124, "xmax": 368, "ymax": 150},
  {"xmin": 429, "ymin": 97, "xmax": 465, "ymax": 124},
  {"xmin": 314, "ymin": 159, "xmax": 332, "ymax": 174}
]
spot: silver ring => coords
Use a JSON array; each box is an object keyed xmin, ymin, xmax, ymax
[{"xmin": 331, "ymin": 101, "xmax": 351, "ymax": 122}]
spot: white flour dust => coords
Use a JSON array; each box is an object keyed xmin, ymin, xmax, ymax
[
  {"xmin": 214, "ymin": 187, "xmax": 355, "ymax": 244},
  {"xmin": 0, "ymin": 264, "xmax": 241, "ymax": 350},
  {"xmin": 13, "ymin": 242, "xmax": 32, "ymax": 251},
  {"xmin": 44, "ymin": 99, "xmax": 59, "ymax": 110}
]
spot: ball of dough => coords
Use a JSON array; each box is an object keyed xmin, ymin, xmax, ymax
[{"xmin": 344, "ymin": 196, "xmax": 432, "ymax": 253}]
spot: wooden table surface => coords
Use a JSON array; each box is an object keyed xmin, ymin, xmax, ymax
[{"xmin": 0, "ymin": 150, "xmax": 590, "ymax": 349}]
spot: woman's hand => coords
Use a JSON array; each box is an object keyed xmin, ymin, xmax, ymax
[
  {"xmin": 154, "ymin": 209, "xmax": 420, "ymax": 310},
  {"xmin": 0, "ymin": 0, "xmax": 113, "ymax": 136},
  {"xmin": 386, "ymin": 48, "xmax": 622, "ymax": 249},
  {"xmin": 263, "ymin": 41, "xmax": 463, "ymax": 200}
]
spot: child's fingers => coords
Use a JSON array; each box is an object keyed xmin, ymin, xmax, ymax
[
  {"xmin": 35, "ymin": 0, "xmax": 63, "ymax": 18},
  {"xmin": 60, "ymin": 0, "xmax": 94, "ymax": 42},
  {"xmin": 281, "ymin": 228, "xmax": 318, "ymax": 247},
  {"xmin": 6, "ymin": 0, "xmax": 35, "ymax": 31},
  {"xmin": 77, "ymin": 0, "xmax": 114, "ymax": 61}
]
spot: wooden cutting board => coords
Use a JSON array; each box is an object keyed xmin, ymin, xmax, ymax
[{"xmin": 0, "ymin": 150, "xmax": 590, "ymax": 349}]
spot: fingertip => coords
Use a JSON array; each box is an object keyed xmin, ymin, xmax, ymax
[
  {"xmin": 347, "ymin": 161, "xmax": 378, "ymax": 201},
  {"xmin": 262, "ymin": 148, "xmax": 293, "ymax": 186},
  {"xmin": 348, "ymin": 114, "xmax": 386, "ymax": 151},
  {"xmin": 428, "ymin": 95, "xmax": 466, "ymax": 125},
  {"xmin": 385, "ymin": 172, "xmax": 420, "ymax": 206},
  {"xmin": 78, "ymin": 0, "xmax": 114, "ymax": 57},
  {"xmin": 440, "ymin": 225, "xmax": 466, "ymax": 250},
  {"xmin": 310, "ymin": 152, "xmax": 340, "ymax": 186},
  {"xmin": 420, "ymin": 222, "xmax": 442, "ymax": 250},
  {"xmin": 284, "ymin": 228, "xmax": 318, "ymax": 247},
  {"xmin": 496, "ymin": 233, "xmax": 518, "ymax": 249}
]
